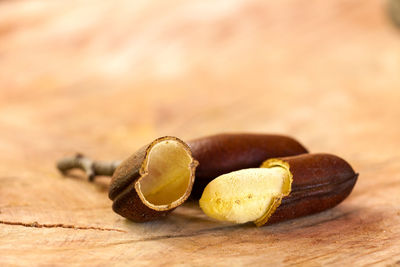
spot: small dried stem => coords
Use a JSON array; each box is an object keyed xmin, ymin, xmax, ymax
[{"xmin": 57, "ymin": 153, "xmax": 121, "ymax": 181}]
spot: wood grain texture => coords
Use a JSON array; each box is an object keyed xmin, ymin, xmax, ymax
[{"xmin": 1, "ymin": 0, "xmax": 400, "ymax": 266}]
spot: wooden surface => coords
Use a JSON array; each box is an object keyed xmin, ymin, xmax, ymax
[{"xmin": 1, "ymin": 0, "xmax": 400, "ymax": 266}]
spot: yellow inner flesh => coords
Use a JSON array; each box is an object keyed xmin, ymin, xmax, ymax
[
  {"xmin": 137, "ymin": 140, "xmax": 192, "ymax": 207},
  {"xmin": 199, "ymin": 167, "xmax": 291, "ymax": 224}
]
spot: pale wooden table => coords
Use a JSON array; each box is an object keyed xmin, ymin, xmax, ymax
[{"xmin": 1, "ymin": 0, "xmax": 400, "ymax": 265}]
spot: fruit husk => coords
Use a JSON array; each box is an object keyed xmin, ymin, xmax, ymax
[
  {"xmin": 109, "ymin": 136, "xmax": 198, "ymax": 222},
  {"xmin": 259, "ymin": 153, "xmax": 358, "ymax": 226}
]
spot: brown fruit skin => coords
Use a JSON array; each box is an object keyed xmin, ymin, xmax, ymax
[
  {"xmin": 188, "ymin": 133, "xmax": 308, "ymax": 199},
  {"xmin": 108, "ymin": 136, "xmax": 196, "ymax": 222},
  {"xmin": 108, "ymin": 144, "xmax": 147, "ymax": 202},
  {"xmin": 264, "ymin": 153, "xmax": 358, "ymax": 225},
  {"xmin": 111, "ymin": 183, "xmax": 173, "ymax": 222},
  {"xmin": 108, "ymin": 143, "xmax": 169, "ymax": 222}
]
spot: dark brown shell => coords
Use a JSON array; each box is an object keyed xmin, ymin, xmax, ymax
[
  {"xmin": 262, "ymin": 153, "xmax": 358, "ymax": 225},
  {"xmin": 189, "ymin": 133, "xmax": 308, "ymax": 199},
  {"xmin": 109, "ymin": 136, "xmax": 197, "ymax": 222}
]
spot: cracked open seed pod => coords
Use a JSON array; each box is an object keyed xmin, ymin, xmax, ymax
[
  {"xmin": 199, "ymin": 153, "xmax": 357, "ymax": 226},
  {"xmin": 108, "ymin": 136, "xmax": 198, "ymax": 222}
]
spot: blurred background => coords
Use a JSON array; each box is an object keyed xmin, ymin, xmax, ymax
[
  {"xmin": 0, "ymin": 0, "xmax": 400, "ymax": 164},
  {"xmin": 1, "ymin": 1, "xmax": 400, "ymax": 265}
]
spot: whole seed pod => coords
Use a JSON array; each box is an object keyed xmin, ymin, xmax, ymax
[
  {"xmin": 109, "ymin": 136, "xmax": 198, "ymax": 222},
  {"xmin": 199, "ymin": 153, "xmax": 358, "ymax": 226},
  {"xmin": 189, "ymin": 133, "xmax": 308, "ymax": 199}
]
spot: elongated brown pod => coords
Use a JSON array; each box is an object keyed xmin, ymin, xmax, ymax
[
  {"xmin": 109, "ymin": 136, "xmax": 198, "ymax": 222},
  {"xmin": 189, "ymin": 133, "xmax": 308, "ymax": 199},
  {"xmin": 199, "ymin": 153, "xmax": 358, "ymax": 226},
  {"xmin": 261, "ymin": 153, "xmax": 358, "ymax": 226}
]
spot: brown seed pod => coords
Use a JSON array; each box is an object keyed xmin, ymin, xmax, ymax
[
  {"xmin": 108, "ymin": 136, "xmax": 198, "ymax": 222},
  {"xmin": 261, "ymin": 153, "xmax": 358, "ymax": 226},
  {"xmin": 199, "ymin": 153, "xmax": 358, "ymax": 226},
  {"xmin": 189, "ymin": 133, "xmax": 308, "ymax": 199}
]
